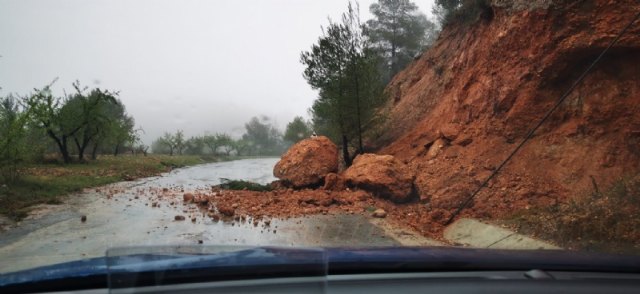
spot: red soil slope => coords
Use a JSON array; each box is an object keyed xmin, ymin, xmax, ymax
[{"xmin": 375, "ymin": 0, "xmax": 640, "ymax": 219}]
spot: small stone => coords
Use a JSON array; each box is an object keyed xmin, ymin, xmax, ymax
[
  {"xmin": 319, "ymin": 197, "xmax": 334, "ymax": 207},
  {"xmin": 372, "ymin": 209, "xmax": 387, "ymax": 218},
  {"xmin": 198, "ymin": 240, "xmax": 203, "ymax": 244},
  {"xmin": 232, "ymin": 203, "xmax": 239, "ymax": 209},
  {"xmin": 456, "ymin": 137, "xmax": 473, "ymax": 147},
  {"xmin": 218, "ymin": 205, "xmax": 235, "ymax": 217},
  {"xmin": 80, "ymin": 215, "xmax": 87, "ymax": 222},
  {"xmin": 174, "ymin": 215, "xmax": 186, "ymax": 221},
  {"xmin": 183, "ymin": 193, "xmax": 194, "ymax": 202},
  {"xmin": 323, "ymin": 173, "xmax": 346, "ymax": 191}
]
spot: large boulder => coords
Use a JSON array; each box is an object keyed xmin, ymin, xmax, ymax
[
  {"xmin": 342, "ymin": 153, "xmax": 415, "ymax": 203},
  {"xmin": 274, "ymin": 136, "xmax": 339, "ymax": 188}
]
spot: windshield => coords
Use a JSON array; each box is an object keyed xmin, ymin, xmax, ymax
[{"xmin": 1, "ymin": 0, "xmax": 639, "ymax": 277}]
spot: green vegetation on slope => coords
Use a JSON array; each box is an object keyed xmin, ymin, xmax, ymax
[{"xmin": 507, "ymin": 175, "xmax": 640, "ymax": 254}]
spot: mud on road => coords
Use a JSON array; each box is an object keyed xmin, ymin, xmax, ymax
[{"xmin": 0, "ymin": 158, "xmax": 436, "ymax": 274}]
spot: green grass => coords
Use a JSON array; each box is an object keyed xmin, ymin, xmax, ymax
[{"xmin": 0, "ymin": 154, "xmax": 220, "ymax": 220}]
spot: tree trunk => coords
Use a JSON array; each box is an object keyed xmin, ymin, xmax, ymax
[
  {"xmin": 74, "ymin": 138, "xmax": 87, "ymax": 161},
  {"xmin": 47, "ymin": 130, "xmax": 72, "ymax": 164},
  {"xmin": 61, "ymin": 139, "xmax": 72, "ymax": 163},
  {"xmin": 113, "ymin": 143, "xmax": 120, "ymax": 156},
  {"xmin": 390, "ymin": 42, "xmax": 397, "ymax": 75},
  {"xmin": 352, "ymin": 60, "xmax": 364, "ymax": 154},
  {"xmin": 342, "ymin": 135, "xmax": 352, "ymax": 167},
  {"xmin": 91, "ymin": 142, "xmax": 99, "ymax": 160}
]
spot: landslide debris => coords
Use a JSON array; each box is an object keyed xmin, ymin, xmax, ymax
[
  {"xmin": 342, "ymin": 154, "xmax": 416, "ymax": 203},
  {"xmin": 273, "ymin": 136, "xmax": 339, "ymax": 188},
  {"xmin": 120, "ymin": 1, "xmax": 639, "ymax": 247},
  {"xmin": 131, "ymin": 184, "xmax": 448, "ymax": 241},
  {"xmin": 322, "ymin": 173, "xmax": 346, "ymax": 191}
]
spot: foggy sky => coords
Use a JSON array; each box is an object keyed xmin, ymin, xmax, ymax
[{"xmin": 0, "ymin": 0, "xmax": 435, "ymax": 144}]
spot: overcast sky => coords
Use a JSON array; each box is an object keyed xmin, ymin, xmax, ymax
[{"xmin": 0, "ymin": 0, "xmax": 435, "ymax": 144}]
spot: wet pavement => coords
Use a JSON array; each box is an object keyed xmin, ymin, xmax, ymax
[
  {"xmin": 0, "ymin": 158, "xmax": 434, "ymax": 274},
  {"xmin": 444, "ymin": 218, "xmax": 560, "ymax": 250}
]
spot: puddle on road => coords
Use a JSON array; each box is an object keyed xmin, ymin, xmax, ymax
[{"xmin": 0, "ymin": 158, "xmax": 400, "ymax": 274}]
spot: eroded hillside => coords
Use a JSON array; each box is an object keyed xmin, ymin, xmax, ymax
[{"xmin": 375, "ymin": 0, "xmax": 640, "ymax": 219}]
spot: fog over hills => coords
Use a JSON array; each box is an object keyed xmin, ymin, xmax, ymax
[{"xmin": 0, "ymin": 0, "xmax": 435, "ymax": 144}]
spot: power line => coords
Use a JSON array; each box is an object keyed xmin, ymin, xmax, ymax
[{"xmin": 445, "ymin": 10, "xmax": 640, "ymax": 226}]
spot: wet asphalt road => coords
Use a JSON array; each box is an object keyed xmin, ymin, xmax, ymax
[{"xmin": 0, "ymin": 158, "xmax": 406, "ymax": 273}]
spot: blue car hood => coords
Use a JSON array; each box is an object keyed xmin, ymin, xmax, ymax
[{"xmin": 1, "ymin": 246, "xmax": 639, "ymax": 289}]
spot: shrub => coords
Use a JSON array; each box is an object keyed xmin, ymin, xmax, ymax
[
  {"xmin": 217, "ymin": 178, "xmax": 272, "ymax": 192},
  {"xmin": 436, "ymin": 0, "xmax": 493, "ymax": 26},
  {"xmin": 510, "ymin": 176, "xmax": 640, "ymax": 254},
  {"xmin": 0, "ymin": 96, "xmax": 29, "ymax": 183}
]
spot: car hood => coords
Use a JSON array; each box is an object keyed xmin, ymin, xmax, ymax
[{"xmin": 1, "ymin": 246, "xmax": 639, "ymax": 289}]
